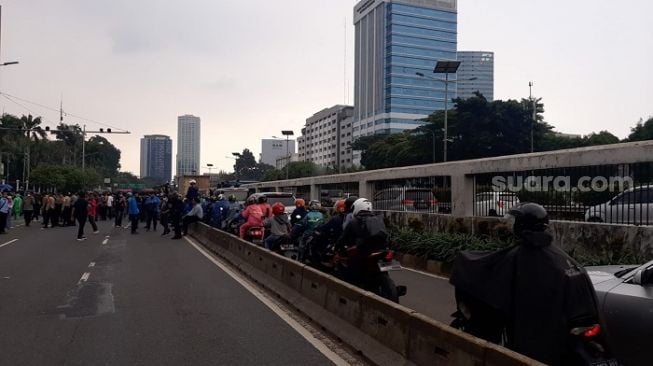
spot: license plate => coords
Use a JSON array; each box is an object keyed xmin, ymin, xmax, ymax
[
  {"xmin": 591, "ymin": 359, "xmax": 619, "ymax": 366},
  {"xmin": 378, "ymin": 260, "xmax": 402, "ymax": 272},
  {"xmin": 280, "ymin": 244, "xmax": 295, "ymax": 251}
]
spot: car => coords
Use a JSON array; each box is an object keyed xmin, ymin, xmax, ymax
[
  {"xmin": 373, "ymin": 187, "xmax": 439, "ymax": 212},
  {"xmin": 251, "ymin": 192, "xmax": 297, "ymax": 215},
  {"xmin": 320, "ymin": 189, "xmax": 345, "ymax": 208},
  {"xmin": 474, "ymin": 192, "xmax": 520, "ymax": 217},
  {"xmin": 585, "ymin": 186, "xmax": 653, "ymax": 225},
  {"xmin": 586, "ymin": 260, "xmax": 653, "ymax": 366}
]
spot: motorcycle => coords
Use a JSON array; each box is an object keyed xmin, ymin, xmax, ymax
[
  {"xmin": 450, "ymin": 289, "xmax": 617, "ymax": 366},
  {"xmin": 326, "ymin": 246, "xmax": 406, "ymax": 303},
  {"xmin": 244, "ymin": 226, "xmax": 265, "ymax": 246},
  {"xmin": 267, "ymin": 234, "xmax": 299, "ymax": 260}
]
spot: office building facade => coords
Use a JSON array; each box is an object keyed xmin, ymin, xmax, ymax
[
  {"xmin": 457, "ymin": 51, "xmax": 494, "ymax": 101},
  {"xmin": 140, "ymin": 135, "xmax": 172, "ymax": 183},
  {"xmin": 352, "ymin": 0, "xmax": 458, "ymax": 144},
  {"xmin": 298, "ymin": 105, "xmax": 354, "ymax": 171},
  {"xmin": 176, "ymin": 115, "xmax": 201, "ymax": 178},
  {"xmin": 260, "ymin": 139, "xmax": 296, "ymax": 167}
]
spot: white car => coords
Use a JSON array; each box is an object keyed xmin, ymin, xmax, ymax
[
  {"xmin": 474, "ymin": 192, "xmax": 520, "ymax": 217},
  {"xmin": 585, "ymin": 186, "xmax": 653, "ymax": 225}
]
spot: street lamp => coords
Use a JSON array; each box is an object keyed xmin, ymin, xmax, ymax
[
  {"xmin": 416, "ymin": 64, "xmax": 477, "ymax": 162},
  {"xmin": 206, "ymin": 163, "xmax": 214, "ymax": 174},
  {"xmin": 0, "ymin": 61, "xmax": 18, "ymax": 66},
  {"xmin": 281, "ymin": 130, "xmax": 294, "ymax": 180}
]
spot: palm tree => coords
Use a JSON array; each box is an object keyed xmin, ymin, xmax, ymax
[{"xmin": 19, "ymin": 114, "xmax": 47, "ymax": 186}]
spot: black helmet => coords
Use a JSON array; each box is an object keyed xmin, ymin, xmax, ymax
[
  {"xmin": 257, "ymin": 195, "xmax": 267, "ymax": 204},
  {"xmin": 344, "ymin": 196, "xmax": 359, "ymax": 213},
  {"xmin": 509, "ymin": 202, "xmax": 549, "ymax": 234}
]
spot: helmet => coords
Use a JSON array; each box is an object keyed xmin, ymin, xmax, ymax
[
  {"xmin": 228, "ymin": 194, "xmax": 236, "ymax": 202},
  {"xmin": 334, "ymin": 199, "xmax": 347, "ymax": 214},
  {"xmin": 217, "ymin": 194, "xmax": 225, "ymax": 201},
  {"xmin": 352, "ymin": 198, "xmax": 373, "ymax": 216},
  {"xmin": 295, "ymin": 198, "xmax": 305, "ymax": 208},
  {"xmin": 189, "ymin": 179, "xmax": 197, "ymax": 184},
  {"xmin": 246, "ymin": 196, "xmax": 257, "ymax": 205},
  {"xmin": 272, "ymin": 202, "xmax": 285, "ymax": 215},
  {"xmin": 508, "ymin": 202, "xmax": 549, "ymax": 234},
  {"xmin": 257, "ymin": 195, "xmax": 268, "ymax": 204},
  {"xmin": 344, "ymin": 196, "xmax": 359, "ymax": 213},
  {"xmin": 308, "ymin": 200, "xmax": 321, "ymax": 211}
]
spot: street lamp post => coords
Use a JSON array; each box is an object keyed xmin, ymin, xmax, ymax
[
  {"xmin": 281, "ymin": 130, "xmax": 294, "ymax": 180},
  {"xmin": 416, "ymin": 65, "xmax": 477, "ymax": 162},
  {"xmin": 206, "ymin": 163, "xmax": 214, "ymax": 174},
  {"xmin": 232, "ymin": 152, "xmax": 242, "ymax": 180}
]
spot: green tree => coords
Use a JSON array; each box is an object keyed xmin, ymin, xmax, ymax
[
  {"xmin": 84, "ymin": 135, "xmax": 122, "ymax": 178},
  {"xmin": 627, "ymin": 117, "xmax": 653, "ymax": 141},
  {"xmin": 233, "ymin": 149, "xmax": 259, "ymax": 180}
]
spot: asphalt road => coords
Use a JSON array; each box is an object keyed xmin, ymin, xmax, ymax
[
  {"xmin": 390, "ymin": 269, "xmax": 455, "ymax": 324},
  {"xmin": 0, "ymin": 219, "xmax": 336, "ymax": 366}
]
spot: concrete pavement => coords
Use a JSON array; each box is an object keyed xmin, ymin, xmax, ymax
[{"xmin": 0, "ymin": 220, "xmax": 339, "ymax": 366}]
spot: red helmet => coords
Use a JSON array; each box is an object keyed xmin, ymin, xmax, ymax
[
  {"xmin": 334, "ymin": 199, "xmax": 346, "ymax": 214},
  {"xmin": 295, "ymin": 198, "xmax": 305, "ymax": 208},
  {"xmin": 272, "ymin": 202, "xmax": 285, "ymax": 215}
]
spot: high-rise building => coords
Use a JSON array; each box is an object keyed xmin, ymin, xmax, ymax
[
  {"xmin": 457, "ymin": 51, "xmax": 494, "ymax": 101},
  {"xmin": 140, "ymin": 135, "xmax": 172, "ymax": 183},
  {"xmin": 298, "ymin": 105, "xmax": 354, "ymax": 171},
  {"xmin": 352, "ymin": 0, "xmax": 458, "ymax": 148},
  {"xmin": 176, "ymin": 115, "xmax": 201, "ymax": 179},
  {"xmin": 260, "ymin": 139, "xmax": 296, "ymax": 167}
]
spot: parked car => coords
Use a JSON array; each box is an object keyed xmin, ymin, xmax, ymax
[
  {"xmin": 474, "ymin": 192, "xmax": 520, "ymax": 217},
  {"xmin": 252, "ymin": 192, "xmax": 297, "ymax": 215},
  {"xmin": 585, "ymin": 186, "xmax": 653, "ymax": 225},
  {"xmin": 586, "ymin": 260, "xmax": 653, "ymax": 366},
  {"xmin": 373, "ymin": 188, "xmax": 438, "ymax": 212}
]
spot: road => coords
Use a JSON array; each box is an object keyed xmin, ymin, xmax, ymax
[
  {"xmin": 391, "ymin": 269, "xmax": 455, "ymax": 324},
  {"xmin": 0, "ymin": 220, "xmax": 346, "ymax": 366}
]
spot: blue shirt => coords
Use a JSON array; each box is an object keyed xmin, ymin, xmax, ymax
[
  {"xmin": 128, "ymin": 196, "xmax": 140, "ymax": 215},
  {"xmin": 0, "ymin": 197, "xmax": 8, "ymax": 214}
]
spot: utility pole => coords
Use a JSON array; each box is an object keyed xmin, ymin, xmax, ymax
[{"xmin": 529, "ymin": 81, "xmax": 535, "ymax": 153}]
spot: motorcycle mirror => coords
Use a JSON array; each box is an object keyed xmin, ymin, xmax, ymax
[{"xmin": 633, "ymin": 270, "xmax": 643, "ymax": 285}]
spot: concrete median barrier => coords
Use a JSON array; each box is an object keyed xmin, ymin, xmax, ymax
[{"xmin": 190, "ymin": 223, "xmax": 543, "ymax": 366}]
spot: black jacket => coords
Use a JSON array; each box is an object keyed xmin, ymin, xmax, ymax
[{"xmin": 449, "ymin": 231, "xmax": 600, "ymax": 365}]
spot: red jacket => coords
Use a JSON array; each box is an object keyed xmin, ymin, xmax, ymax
[
  {"xmin": 88, "ymin": 198, "xmax": 98, "ymax": 217},
  {"xmin": 242, "ymin": 204, "xmax": 264, "ymax": 225}
]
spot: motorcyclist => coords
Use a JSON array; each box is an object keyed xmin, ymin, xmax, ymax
[
  {"xmin": 263, "ymin": 202, "xmax": 291, "ymax": 250},
  {"xmin": 449, "ymin": 203, "xmax": 601, "ymax": 366},
  {"xmin": 239, "ymin": 196, "xmax": 264, "ymax": 239},
  {"xmin": 308, "ymin": 199, "xmax": 347, "ymax": 264},
  {"xmin": 290, "ymin": 198, "xmax": 307, "ymax": 226},
  {"xmin": 333, "ymin": 198, "xmax": 388, "ymax": 285},
  {"xmin": 291, "ymin": 200, "xmax": 325, "ymax": 242},
  {"xmin": 256, "ymin": 195, "xmax": 273, "ymax": 219},
  {"xmin": 342, "ymin": 195, "xmax": 359, "ymax": 229},
  {"xmin": 211, "ymin": 194, "xmax": 231, "ymax": 228},
  {"xmin": 222, "ymin": 195, "xmax": 243, "ymax": 231}
]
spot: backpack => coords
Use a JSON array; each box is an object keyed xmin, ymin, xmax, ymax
[{"xmin": 360, "ymin": 215, "xmax": 388, "ymax": 243}]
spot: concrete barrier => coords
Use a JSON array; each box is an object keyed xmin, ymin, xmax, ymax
[{"xmin": 190, "ymin": 223, "xmax": 543, "ymax": 366}]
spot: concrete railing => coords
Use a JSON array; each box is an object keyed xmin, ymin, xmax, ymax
[
  {"xmin": 190, "ymin": 223, "xmax": 542, "ymax": 366},
  {"xmin": 242, "ymin": 140, "xmax": 653, "ymax": 217}
]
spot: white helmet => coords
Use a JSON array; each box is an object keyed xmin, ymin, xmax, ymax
[
  {"xmin": 189, "ymin": 179, "xmax": 197, "ymax": 184},
  {"xmin": 352, "ymin": 198, "xmax": 373, "ymax": 216}
]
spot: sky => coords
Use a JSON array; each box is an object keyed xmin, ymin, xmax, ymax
[{"xmin": 1, "ymin": 0, "xmax": 651, "ymax": 177}]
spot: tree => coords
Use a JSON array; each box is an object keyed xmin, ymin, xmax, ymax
[
  {"xmin": 627, "ymin": 117, "xmax": 653, "ymax": 142},
  {"xmin": 233, "ymin": 149, "xmax": 259, "ymax": 180},
  {"xmin": 584, "ymin": 131, "xmax": 620, "ymax": 146},
  {"xmin": 84, "ymin": 135, "xmax": 122, "ymax": 178}
]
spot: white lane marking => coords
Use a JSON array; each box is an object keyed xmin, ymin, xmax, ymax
[
  {"xmin": 88, "ymin": 262, "xmax": 96, "ymax": 268},
  {"xmin": 105, "ymin": 235, "xmax": 110, "ymax": 238},
  {"xmin": 402, "ymin": 266, "xmax": 449, "ymax": 281},
  {"xmin": 78, "ymin": 272, "xmax": 91, "ymax": 284},
  {"xmin": 0, "ymin": 239, "xmax": 19, "ymax": 249},
  {"xmin": 102, "ymin": 239, "xmax": 109, "ymax": 245},
  {"xmin": 185, "ymin": 237, "xmax": 347, "ymax": 366}
]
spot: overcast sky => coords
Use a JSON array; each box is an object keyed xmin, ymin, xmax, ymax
[{"xmin": 1, "ymin": 0, "xmax": 651, "ymax": 176}]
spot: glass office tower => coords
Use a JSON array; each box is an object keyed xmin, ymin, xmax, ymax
[{"xmin": 352, "ymin": 0, "xmax": 458, "ymax": 146}]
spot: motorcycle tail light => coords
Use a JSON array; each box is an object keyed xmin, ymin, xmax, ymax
[
  {"xmin": 583, "ymin": 324, "xmax": 601, "ymax": 338},
  {"xmin": 385, "ymin": 250, "xmax": 395, "ymax": 261}
]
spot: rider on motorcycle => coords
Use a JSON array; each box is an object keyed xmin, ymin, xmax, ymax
[
  {"xmin": 239, "ymin": 196, "xmax": 264, "ymax": 239},
  {"xmin": 291, "ymin": 200, "xmax": 325, "ymax": 241},
  {"xmin": 210, "ymin": 194, "xmax": 231, "ymax": 228},
  {"xmin": 449, "ymin": 203, "xmax": 601, "ymax": 366},
  {"xmin": 306, "ymin": 199, "xmax": 347, "ymax": 264},
  {"xmin": 290, "ymin": 198, "xmax": 307, "ymax": 226},
  {"xmin": 263, "ymin": 202, "xmax": 291, "ymax": 250},
  {"xmin": 257, "ymin": 195, "xmax": 273, "ymax": 219},
  {"xmin": 342, "ymin": 195, "xmax": 359, "ymax": 229}
]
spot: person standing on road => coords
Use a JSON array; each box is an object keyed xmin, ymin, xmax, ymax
[
  {"xmin": 6, "ymin": 194, "xmax": 13, "ymax": 229},
  {"xmin": 107, "ymin": 192, "xmax": 114, "ymax": 220},
  {"xmin": 11, "ymin": 193, "xmax": 23, "ymax": 222},
  {"xmin": 42, "ymin": 193, "xmax": 55, "ymax": 229},
  {"xmin": 169, "ymin": 193, "xmax": 185, "ymax": 239},
  {"xmin": 144, "ymin": 192, "xmax": 160, "ymax": 232},
  {"xmin": 71, "ymin": 192, "xmax": 89, "ymax": 241},
  {"xmin": 0, "ymin": 191, "xmax": 9, "ymax": 234},
  {"xmin": 88, "ymin": 193, "xmax": 99, "ymax": 234},
  {"xmin": 61, "ymin": 193, "xmax": 72, "ymax": 226},
  {"xmin": 22, "ymin": 193, "xmax": 35, "ymax": 227},
  {"xmin": 114, "ymin": 192, "xmax": 126, "ymax": 228},
  {"xmin": 127, "ymin": 192, "xmax": 140, "ymax": 234},
  {"xmin": 159, "ymin": 194, "xmax": 170, "ymax": 235},
  {"xmin": 32, "ymin": 193, "xmax": 41, "ymax": 222}
]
